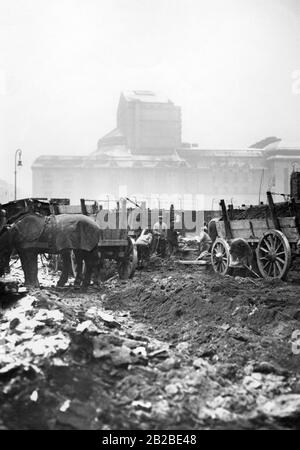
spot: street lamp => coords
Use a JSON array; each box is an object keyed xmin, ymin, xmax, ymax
[{"xmin": 14, "ymin": 149, "xmax": 22, "ymax": 200}]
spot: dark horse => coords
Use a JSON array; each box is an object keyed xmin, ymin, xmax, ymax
[{"xmin": 0, "ymin": 213, "xmax": 101, "ymax": 288}]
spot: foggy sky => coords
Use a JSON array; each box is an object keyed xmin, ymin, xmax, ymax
[{"xmin": 0, "ymin": 0, "xmax": 300, "ymax": 197}]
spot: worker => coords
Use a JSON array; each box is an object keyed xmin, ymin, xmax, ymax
[
  {"xmin": 230, "ymin": 238, "xmax": 253, "ymax": 268},
  {"xmin": 136, "ymin": 229, "xmax": 153, "ymax": 267},
  {"xmin": 196, "ymin": 226, "xmax": 212, "ymax": 261},
  {"xmin": 207, "ymin": 218, "xmax": 218, "ymax": 243},
  {"xmin": 153, "ymin": 215, "xmax": 168, "ymax": 257}
]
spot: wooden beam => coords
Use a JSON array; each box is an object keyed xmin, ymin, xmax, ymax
[
  {"xmin": 266, "ymin": 191, "xmax": 280, "ymax": 231},
  {"xmin": 290, "ymin": 197, "xmax": 300, "ymax": 236},
  {"xmin": 80, "ymin": 198, "xmax": 88, "ymax": 216},
  {"xmin": 220, "ymin": 199, "xmax": 233, "ymax": 239}
]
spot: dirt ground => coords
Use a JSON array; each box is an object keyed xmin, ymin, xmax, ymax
[{"xmin": 1, "ymin": 257, "xmax": 300, "ymax": 430}]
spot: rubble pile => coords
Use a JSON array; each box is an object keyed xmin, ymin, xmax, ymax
[
  {"xmin": 1, "ymin": 262, "xmax": 300, "ymax": 429},
  {"xmin": 231, "ymin": 202, "xmax": 294, "ymax": 220}
]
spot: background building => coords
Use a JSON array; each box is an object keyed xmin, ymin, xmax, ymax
[
  {"xmin": 32, "ymin": 91, "xmax": 300, "ymax": 209},
  {"xmin": 0, "ymin": 179, "xmax": 14, "ymax": 204}
]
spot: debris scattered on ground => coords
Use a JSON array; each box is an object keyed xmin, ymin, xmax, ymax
[
  {"xmin": 0, "ymin": 277, "xmax": 20, "ymax": 295},
  {"xmin": 1, "ymin": 260, "xmax": 300, "ymax": 429}
]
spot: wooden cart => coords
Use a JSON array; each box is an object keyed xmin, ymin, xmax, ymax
[
  {"xmin": 1, "ymin": 198, "xmax": 137, "ymax": 280},
  {"xmin": 211, "ymin": 192, "xmax": 300, "ymax": 280},
  {"xmin": 65, "ymin": 199, "xmax": 138, "ymax": 280}
]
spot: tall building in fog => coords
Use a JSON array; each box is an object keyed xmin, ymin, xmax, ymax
[
  {"xmin": 117, "ymin": 90, "xmax": 181, "ymax": 155},
  {"xmin": 32, "ymin": 91, "xmax": 300, "ymax": 209}
]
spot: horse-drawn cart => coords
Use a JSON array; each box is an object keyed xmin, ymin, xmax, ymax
[
  {"xmin": 211, "ymin": 191, "xmax": 300, "ymax": 280},
  {"xmin": 59, "ymin": 199, "xmax": 138, "ymax": 280},
  {"xmin": 1, "ymin": 197, "xmax": 137, "ymax": 281}
]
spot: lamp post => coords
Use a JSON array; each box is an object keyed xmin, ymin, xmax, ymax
[{"xmin": 14, "ymin": 149, "xmax": 22, "ymax": 200}]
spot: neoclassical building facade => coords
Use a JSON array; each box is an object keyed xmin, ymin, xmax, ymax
[{"xmin": 32, "ymin": 91, "xmax": 300, "ymax": 210}]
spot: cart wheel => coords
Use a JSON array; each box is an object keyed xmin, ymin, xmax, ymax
[
  {"xmin": 118, "ymin": 237, "xmax": 138, "ymax": 280},
  {"xmin": 211, "ymin": 238, "xmax": 232, "ymax": 276},
  {"xmin": 256, "ymin": 230, "xmax": 291, "ymax": 280}
]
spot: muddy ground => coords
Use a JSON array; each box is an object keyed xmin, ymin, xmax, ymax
[{"xmin": 1, "ymin": 258, "xmax": 300, "ymax": 430}]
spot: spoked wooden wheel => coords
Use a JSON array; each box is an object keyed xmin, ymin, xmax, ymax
[
  {"xmin": 118, "ymin": 237, "xmax": 138, "ymax": 279},
  {"xmin": 211, "ymin": 238, "xmax": 232, "ymax": 276},
  {"xmin": 256, "ymin": 230, "xmax": 291, "ymax": 280}
]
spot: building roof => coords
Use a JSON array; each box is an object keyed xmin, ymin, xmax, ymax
[
  {"xmin": 121, "ymin": 90, "xmax": 172, "ymax": 104},
  {"xmin": 266, "ymin": 154, "xmax": 300, "ymax": 161},
  {"xmin": 87, "ymin": 144, "xmax": 187, "ymax": 168},
  {"xmin": 93, "ymin": 128, "xmax": 127, "ymax": 155},
  {"xmin": 98, "ymin": 127, "xmax": 125, "ymax": 142},
  {"xmin": 32, "ymin": 155, "xmax": 86, "ymax": 168},
  {"xmin": 249, "ymin": 136, "xmax": 282, "ymax": 149},
  {"xmin": 178, "ymin": 147, "xmax": 263, "ymax": 160},
  {"xmin": 32, "ymin": 148, "xmax": 187, "ymax": 170}
]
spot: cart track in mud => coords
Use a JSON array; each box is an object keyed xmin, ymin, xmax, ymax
[{"xmin": 1, "ymin": 260, "xmax": 300, "ymax": 429}]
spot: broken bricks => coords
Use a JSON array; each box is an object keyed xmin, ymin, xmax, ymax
[
  {"xmin": 2, "ymin": 259, "xmax": 300, "ymax": 430},
  {"xmin": 259, "ymin": 394, "xmax": 300, "ymax": 420},
  {"xmin": 85, "ymin": 307, "xmax": 121, "ymax": 329},
  {"xmin": 0, "ymin": 277, "xmax": 19, "ymax": 295}
]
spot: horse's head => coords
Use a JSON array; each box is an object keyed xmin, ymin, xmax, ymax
[{"xmin": 0, "ymin": 226, "xmax": 13, "ymax": 276}]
